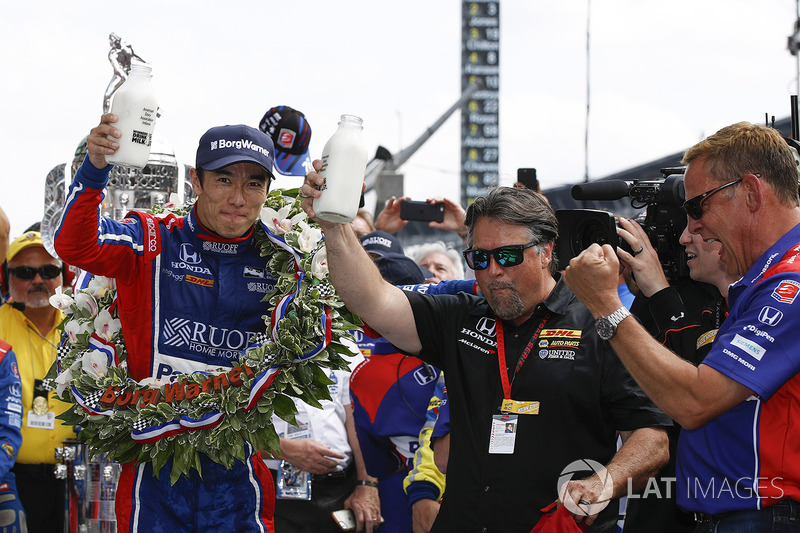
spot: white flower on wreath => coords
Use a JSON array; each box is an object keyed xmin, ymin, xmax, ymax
[
  {"xmin": 55, "ymin": 360, "xmax": 81, "ymax": 397},
  {"xmin": 81, "ymin": 350, "xmax": 109, "ymax": 378},
  {"xmin": 261, "ymin": 205, "xmax": 307, "ymax": 236},
  {"xmin": 74, "ymin": 293, "xmax": 99, "ymax": 318},
  {"xmin": 64, "ymin": 319, "xmax": 93, "ymax": 344},
  {"xmin": 138, "ymin": 377, "xmax": 163, "ymax": 388},
  {"xmin": 93, "ymin": 309, "xmax": 121, "ymax": 342},
  {"xmin": 49, "ymin": 286, "xmax": 74, "ymax": 313},
  {"xmin": 86, "ymin": 276, "xmax": 115, "ymax": 299},
  {"xmin": 297, "ymin": 221, "xmax": 323, "ymax": 253},
  {"xmin": 311, "ymin": 247, "xmax": 329, "ymax": 280}
]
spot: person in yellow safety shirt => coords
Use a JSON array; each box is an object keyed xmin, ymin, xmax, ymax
[{"xmin": 0, "ymin": 231, "xmax": 76, "ymax": 533}]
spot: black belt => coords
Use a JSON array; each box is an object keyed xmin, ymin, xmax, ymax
[
  {"xmin": 693, "ymin": 499, "xmax": 800, "ymax": 525},
  {"xmin": 311, "ymin": 463, "xmax": 354, "ymax": 485}
]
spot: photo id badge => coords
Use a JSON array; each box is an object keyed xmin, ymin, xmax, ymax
[
  {"xmin": 27, "ymin": 379, "xmax": 54, "ymax": 429},
  {"xmin": 488, "ymin": 414, "xmax": 518, "ymax": 454},
  {"xmin": 276, "ymin": 460, "xmax": 312, "ymax": 500}
]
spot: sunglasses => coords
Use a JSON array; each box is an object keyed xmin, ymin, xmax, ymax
[
  {"xmin": 463, "ymin": 241, "xmax": 538, "ymax": 271},
  {"xmin": 8, "ymin": 265, "xmax": 61, "ymax": 281},
  {"xmin": 683, "ymin": 174, "xmax": 759, "ymax": 220}
]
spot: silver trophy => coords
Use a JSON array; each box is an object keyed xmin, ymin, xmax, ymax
[{"xmin": 103, "ymin": 33, "xmax": 146, "ymax": 114}]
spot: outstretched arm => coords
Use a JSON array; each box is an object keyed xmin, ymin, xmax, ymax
[{"xmin": 300, "ymin": 162, "xmax": 422, "ymax": 354}]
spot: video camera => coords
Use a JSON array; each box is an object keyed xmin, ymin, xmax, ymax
[{"xmin": 554, "ymin": 168, "xmax": 690, "ymax": 281}]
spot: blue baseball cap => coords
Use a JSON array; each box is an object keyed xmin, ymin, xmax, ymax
[
  {"xmin": 259, "ymin": 106, "xmax": 312, "ymax": 177},
  {"xmin": 196, "ymin": 125, "xmax": 275, "ymax": 177}
]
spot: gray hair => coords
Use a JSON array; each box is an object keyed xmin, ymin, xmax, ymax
[
  {"xmin": 464, "ymin": 186, "xmax": 559, "ymax": 274},
  {"xmin": 407, "ymin": 241, "xmax": 465, "ymax": 280}
]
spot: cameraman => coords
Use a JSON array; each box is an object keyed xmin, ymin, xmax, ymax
[{"xmin": 614, "ymin": 217, "xmax": 736, "ymax": 532}]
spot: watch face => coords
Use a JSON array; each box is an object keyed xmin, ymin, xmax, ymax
[{"xmin": 596, "ymin": 317, "xmax": 615, "ymax": 340}]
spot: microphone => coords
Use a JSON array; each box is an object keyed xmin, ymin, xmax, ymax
[
  {"xmin": 571, "ymin": 180, "xmax": 632, "ymax": 201},
  {"xmin": 10, "ymin": 301, "xmax": 25, "ymax": 312}
]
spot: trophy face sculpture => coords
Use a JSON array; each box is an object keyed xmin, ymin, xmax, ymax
[
  {"xmin": 103, "ymin": 32, "xmax": 146, "ymax": 114},
  {"xmin": 40, "ymin": 34, "xmax": 191, "ymax": 260}
]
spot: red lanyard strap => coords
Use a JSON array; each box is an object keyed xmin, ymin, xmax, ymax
[{"xmin": 495, "ymin": 312, "xmax": 552, "ymax": 398}]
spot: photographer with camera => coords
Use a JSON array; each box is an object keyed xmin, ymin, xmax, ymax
[{"xmin": 565, "ymin": 122, "xmax": 800, "ymax": 532}]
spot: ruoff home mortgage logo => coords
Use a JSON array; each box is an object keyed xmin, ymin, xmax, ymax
[{"xmin": 557, "ymin": 459, "xmax": 615, "ymax": 516}]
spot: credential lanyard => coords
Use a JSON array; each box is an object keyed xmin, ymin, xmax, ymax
[{"xmin": 495, "ymin": 312, "xmax": 552, "ymax": 397}]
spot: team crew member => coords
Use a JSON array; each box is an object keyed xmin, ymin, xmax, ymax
[
  {"xmin": 300, "ymin": 179, "xmax": 670, "ymax": 533},
  {"xmin": 0, "ymin": 341, "xmax": 28, "ymax": 531},
  {"xmin": 1, "ymin": 231, "xmax": 76, "ymax": 532},
  {"xmin": 55, "ymin": 114, "xmax": 278, "ymax": 532},
  {"xmin": 565, "ymin": 122, "xmax": 800, "ymax": 530}
]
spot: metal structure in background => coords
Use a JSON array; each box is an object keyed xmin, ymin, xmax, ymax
[
  {"xmin": 460, "ymin": 0, "xmax": 500, "ymax": 206},
  {"xmin": 365, "ymin": 83, "xmax": 481, "ymax": 212},
  {"xmin": 40, "ymin": 135, "xmax": 192, "ymax": 260}
]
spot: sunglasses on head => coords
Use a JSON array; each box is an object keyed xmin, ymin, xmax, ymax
[
  {"xmin": 463, "ymin": 241, "xmax": 538, "ymax": 271},
  {"xmin": 8, "ymin": 265, "xmax": 61, "ymax": 281},
  {"xmin": 682, "ymin": 174, "xmax": 759, "ymax": 220}
]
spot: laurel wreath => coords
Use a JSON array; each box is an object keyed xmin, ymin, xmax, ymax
[{"xmin": 46, "ymin": 189, "xmax": 361, "ymax": 484}]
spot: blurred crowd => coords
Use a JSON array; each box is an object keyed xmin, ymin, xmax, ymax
[{"xmin": 2, "ymin": 105, "xmax": 799, "ymax": 533}]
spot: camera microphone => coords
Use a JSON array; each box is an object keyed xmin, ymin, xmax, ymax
[{"xmin": 571, "ymin": 180, "xmax": 632, "ymax": 201}]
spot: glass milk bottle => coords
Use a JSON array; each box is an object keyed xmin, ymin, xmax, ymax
[
  {"xmin": 106, "ymin": 63, "xmax": 158, "ymax": 169},
  {"xmin": 313, "ymin": 115, "xmax": 369, "ymax": 223}
]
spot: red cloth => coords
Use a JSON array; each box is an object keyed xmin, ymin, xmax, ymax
[{"xmin": 529, "ymin": 502, "xmax": 587, "ymax": 533}]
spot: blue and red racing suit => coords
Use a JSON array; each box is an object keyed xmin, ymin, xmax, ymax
[
  {"xmin": 0, "ymin": 341, "xmax": 25, "ymax": 531},
  {"xmin": 55, "ymin": 159, "xmax": 275, "ymax": 532}
]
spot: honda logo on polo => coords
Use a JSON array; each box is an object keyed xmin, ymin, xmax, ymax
[
  {"xmin": 476, "ymin": 317, "xmax": 496, "ymax": 337},
  {"xmin": 180, "ymin": 243, "xmax": 201, "ymax": 264},
  {"xmin": 758, "ymin": 306, "xmax": 783, "ymax": 326}
]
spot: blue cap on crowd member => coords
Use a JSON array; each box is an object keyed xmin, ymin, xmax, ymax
[
  {"xmin": 196, "ymin": 125, "xmax": 275, "ymax": 177},
  {"xmin": 259, "ymin": 106, "xmax": 312, "ymax": 177},
  {"xmin": 374, "ymin": 255, "xmax": 432, "ymax": 285},
  {"xmin": 360, "ymin": 231, "xmax": 404, "ymax": 258},
  {"xmin": 360, "ymin": 231, "xmax": 433, "ymax": 284}
]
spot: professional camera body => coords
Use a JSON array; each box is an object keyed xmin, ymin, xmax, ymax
[{"xmin": 554, "ymin": 168, "xmax": 689, "ymax": 280}]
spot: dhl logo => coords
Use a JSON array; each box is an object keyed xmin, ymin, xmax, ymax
[
  {"xmin": 186, "ymin": 275, "xmax": 214, "ymax": 287},
  {"xmin": 540, "ymin": 329, "xmax": 582, "ymax": 338}
]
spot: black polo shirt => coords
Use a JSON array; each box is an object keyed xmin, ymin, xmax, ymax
[{"xmin": 405, "ymin": 275, "xmax": 671, "ymax": 533}]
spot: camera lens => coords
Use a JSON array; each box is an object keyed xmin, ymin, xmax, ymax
[{"xmin": 574, "ymin": 219, "xmax": 613, "ymax": 253}]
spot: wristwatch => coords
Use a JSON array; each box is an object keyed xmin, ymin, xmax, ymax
[{"xmin": 595, "ymin": 306, "xmax": 631, "ymax": 340}]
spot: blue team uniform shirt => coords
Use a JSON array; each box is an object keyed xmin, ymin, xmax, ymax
[{"xmin": 677, "ymin": 222, "xmax": 800, "ymax": 514}]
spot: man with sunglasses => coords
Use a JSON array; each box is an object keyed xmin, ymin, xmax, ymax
[
  {"xmin": 0, "ymin": 230, "xmax": 77, "ymax": 533},
  {"xmin": 300, "ymin": 172, "xmax": 670, "ymax": 533},
  {"xmin": 565, "ymin": 122, "xmax": 800, "ymax": 532}
]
